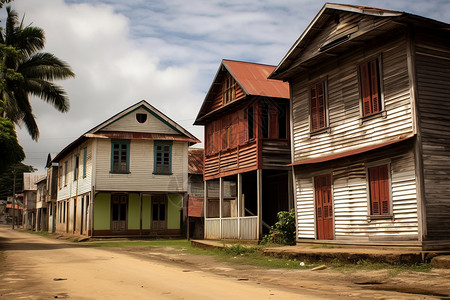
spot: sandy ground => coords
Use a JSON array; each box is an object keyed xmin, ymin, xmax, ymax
[{"xmin": 1, "ymin": 226, "xmax": 450, "ymax": 299}]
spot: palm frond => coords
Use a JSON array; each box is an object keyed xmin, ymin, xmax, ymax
[
  {"xmin": 18, "ymin": 52, "xmax": 75, "ymax": 80},
  {"xmin": 16, "ymin": 26, "xmax": 45, "ymax": 57},
  {"xmin": 24, "ymin": 79, "xmax": 70, "ymax": 113}
]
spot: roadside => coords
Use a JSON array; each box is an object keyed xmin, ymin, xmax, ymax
[{"xmin": 2, "ymin": 228, "xmax": 450, "ymax": 299}]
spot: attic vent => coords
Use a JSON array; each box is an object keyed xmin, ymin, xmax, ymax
[
  {"xmin": 319, "ymin": 34, "xmax": 350, "ymax": 52},
  {"xmin": 136, "ymin": 113, "xmax": 147, "ymax": 123}
]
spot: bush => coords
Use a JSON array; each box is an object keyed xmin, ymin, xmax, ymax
[{"xmin": 261, "ymin": 209, "xmax": 296, "ymax": 245}]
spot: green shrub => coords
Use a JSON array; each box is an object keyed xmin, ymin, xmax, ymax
[{"xmin": 261, "ymin": 209, "xmax": 296, "ymax": 245}]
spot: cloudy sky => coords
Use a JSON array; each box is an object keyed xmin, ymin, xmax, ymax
[{"xmin": 7, "ymin": 0, "xmax": 450, "ymax": 172}]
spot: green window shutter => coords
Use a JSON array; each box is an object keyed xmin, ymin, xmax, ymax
[
  {"xmin": 111, "ymin": 140, "xmax": 130, "ymax": 173},
  {"xmin": 83, "ymin": 147, "xmax": 87, "ymax": 178},
  {"xmin": 154, "ymin": 141, "xmax": 172, "ymax": 174}
]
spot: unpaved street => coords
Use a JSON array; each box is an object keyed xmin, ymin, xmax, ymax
[{"xmin": 1, "ymin": 225, "xmax": 449, "ymax": 299}]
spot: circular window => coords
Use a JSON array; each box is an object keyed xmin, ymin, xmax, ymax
[{"xmin": 136, "ymin": 113, "xmax": 147, "ymax": 123}]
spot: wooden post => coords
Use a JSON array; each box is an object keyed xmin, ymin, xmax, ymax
[
  {"xmin": 257, "ymin": 169, "xmax": 263, "ymax": 240},
  {"xmin": 237, "ymin": 173, "xmax": 242, "ymax": 239},
  {"xmin": 139, "ymin": 193, "xmax": 143, "ymax": 236},
  {"xmin": 219, "ymin": 177, "xmax": 223, "ymax": 239},
  {"xmin": 203, "ymin": 180, "xmax": 207, "ymax": 239}
]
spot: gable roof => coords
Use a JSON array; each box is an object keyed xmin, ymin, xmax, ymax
[
  {"xmin": 53, "ymin": 100, "xmax": 200, "ymax": 163},
  {"xmin": 194, "ymin": 59, "xmax": 289, "ymax": 125},
  {"xmin": 23, "ymin": 173, "xmax": 46, "ymax": 191},
  {"xmin": 270, "ymin": 3, "xmax": 450, "ymax": 80}
]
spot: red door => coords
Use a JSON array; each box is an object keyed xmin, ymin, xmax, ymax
[{"xmin": 315, "ymin": 174, "xmax": 333, "ymax": 240}]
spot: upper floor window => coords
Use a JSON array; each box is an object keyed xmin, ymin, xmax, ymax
[
  {"xmin": 368, "ymin": 164, "xmax": 390, "ymax": 216},
  {"xmin": 64, "ymin": 161, "xmax": 68, "ymax": 186},
  {"xmin": 359, "ymin": 58, "xmax": 382, "ymax": 117},
  {"xmin": 136, "ymin": 113, "xmax": 147, "ymax": 123},
  {"xmin": 247, "ymin": 105, "xmax": 254, "ymax": 140},
  {"xmin": 111, "ymin": 140, "xmax": 130, "ymax": 173},
  {"xmin": 310, "ymin": 81, "xmax": 327, "ymax": 132},
  {"xmin": 154, "ymin": 141, "xmax": 172, "ymax": 174},
  {"xmin": 222, "ymin": 73, "xmax": 236, "ymax": 105},
  {"xmin": 73, "ymin": 154, "xmax": 79, "ymax": 181},
  {"xmin": 82, "ymin": 147, "xmax": 87, "ymax": 178}
]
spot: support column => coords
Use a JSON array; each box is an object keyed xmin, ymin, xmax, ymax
[
  {"xmin": 237, "ymin": 173, "xmax": 242, "ymax": 239},
  {"xmin": 139, "ymin": 193, "xmax": 143, "ymax": 236},
  {"xmin": 203, "ymin": 180, "xmax": 208, "ymax": 239},
  {"xmin": 219, "ymin": 177, "xmax": 223, "ymax": 239},
  {"xmin": 257, "ymin": 169, "xmax": 263, "ymax": 240}
]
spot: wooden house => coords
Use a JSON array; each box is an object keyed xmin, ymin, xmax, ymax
[
  {"xmin": 194, "ymin": 60, "xmax": 293, "ymax": 240},
  {"xmin": 186, "ymin": 148, "xmax": 205, "ymax": 239},
  {"xmin": 269, "ymin": 4, "xmax": 450, "ymax": 249},
  {"xmin": 22, "ymin": 173, "xmax": 45, "ymax": 230},
  {"xmin": 52, "ymin": 100, "xmax": 199, "ymax": 237}
]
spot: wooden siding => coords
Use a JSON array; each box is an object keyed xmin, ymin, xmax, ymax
[
  {"xmin": 295, "ymin": 143, "xmax": 418, "ymax": 241},
  {"xmin": 291, "ymin": 33, "xmax": 413, "ymax": 163},
  {"xmin": 102, "ymin": 107, "xmax": 179, "ymax": 135},
  {"xmin": 261, "ymin": 140, "xmax": 291, "ymax": 169},
  {"xmin": 415, "ymin": 29, "xmax": 450, "ymax": 241},
  {"xmin": 207, "ymin": 82, "xmax": 245, "ymax": 114},
  {"xmin": 95, "ymin": 139, "xmax": 188, "ymax": 192}
]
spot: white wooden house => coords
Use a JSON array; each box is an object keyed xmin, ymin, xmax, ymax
[
  {"xmin": 52, "ymin": 100, "xmax": 199, "ymax": 236},
  {"xmin": 270, "ymin": 4, "xmax": 450, "ymax": 249}
]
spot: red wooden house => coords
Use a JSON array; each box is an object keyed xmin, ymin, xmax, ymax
[{"xmin": 194, "ymin": 59, "xmax": 293, "ymax": 240}]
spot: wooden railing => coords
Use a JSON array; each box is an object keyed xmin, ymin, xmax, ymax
[{"xmin": 205, "ymin": 216, "xmax": 258, "ymax": 240}]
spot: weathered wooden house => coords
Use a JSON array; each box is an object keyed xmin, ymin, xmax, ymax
[
  {"xmin": 186, "ymin": 148, "xmax": 205, "ymax": 239},
  {"xmin": 53, "ymin": 100, "xmax": 199, "ymax": 237},
  {"xmin": 22, "ymin": 173, "xmax": 45, "ymax": 230},
  {"xmin": 45, "ymin": 153, "xmax": 58, "ymax": 233},
  {"xmin": 35, "ymin": 175, "xmax": 47, "ymax": 231},
  {"xmin": 269, "ymin": 4, "xmax": 450, "ymax": 249},
  {"xmin": 194, "ymin": 60, "xmax": 293, "ymax": 240}
]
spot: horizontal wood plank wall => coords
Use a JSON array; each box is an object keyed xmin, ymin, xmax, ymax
[
  {"xmin": 95, "ymin": 139, "xmax": 188, "ymax": 192},
  {"xmin": 261, "ymin": 140, "xmax": 291, "ymax": 169},
  {"xmin": 291, "ymin": 34, "xmax": 413, "ymax": 163},
  {"xmin": 102, "ymin": 107, "xmax": 179, "ymax": 135},
  {"xmin": 208, "ymin": 83, "xmax": 245, "ymax": 113},
  {"xmin": 415, "ymin": 29, "xmax": 450, "ymax": 241},
  {"xmin": 295, "ymin": 144, "xmax": 418, "ymax": 241},
  {"xmin": 291, "ymin": 12, "xmax": 393, "ymax": 72}
]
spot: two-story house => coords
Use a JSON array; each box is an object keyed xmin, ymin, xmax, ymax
[
  {"xmin": 194, "ymin": 60, "xmax": 293, "ymax": 240},
  {"xmin": 52, "ymin": 100, "xmax": 199, "ymax": 237},
  {"xmin": 270, "ymin": 4, "xmax": 450, "ymax": 249}
]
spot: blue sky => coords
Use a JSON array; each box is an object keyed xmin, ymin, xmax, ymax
[{"xmin": 7, "ymin": 0, "xmax": 450, "ymax": 171}]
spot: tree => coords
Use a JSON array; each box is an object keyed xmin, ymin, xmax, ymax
[
  {"xmin": 0, "ymin": 7, "xmax": 75, "ymax": 140},
  {"xmin": 0, "ymin": 116, "xmax": 24, "ymax": 171},
  {"xmin": 0, "ymin": 162, "xmax": 35, "ymax": 198}
]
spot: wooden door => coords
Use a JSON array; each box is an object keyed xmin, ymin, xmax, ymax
[
  {"xmin": 315, "ymin": 174, "xmax": 333, "ymax": 240},
  {"xmin": 111, "ymin": 194, "xmax": 128, "ymax": 233},
  {"xmin": 152, "ymin": 195, "xmax": 167, "ymax": 230}
]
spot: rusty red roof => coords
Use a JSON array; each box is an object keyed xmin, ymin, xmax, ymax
[
  {"xmin": 188, "ymin": 148, "xmax": 204, "ymax": 174},
  {"xmin": 86, "ymin": 131, "xmax": 200, "ymax": 144},
  {"xmin": 6, "ymin": 204, "xmax": 22, "ymax": 210},
  {"xmin": 223, "ymin": 60, "xmax": 289, "ymax": 98},
  {"xmin": 289, "ymin": 135, "xmax": 414, "ymax": 166}
]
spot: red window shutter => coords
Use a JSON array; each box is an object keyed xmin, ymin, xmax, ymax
[
  {"xmin": 369, "ymin": 60, "xmax": 380, "ymax": 113},
  {"xmin": 269, "ymin": 104, "xmax": 278, "ymax": 139},
  {"xmin": 310, "ymin": 82, "xmax": 326, "ymax": 131},
  {"xmin": 360, "ymin": 62, "xmax": 372, "ymax": 116},
  {"xmin": 369, "ymin": 165, "xmax": 390, "ymax": 215},
  {"xmin": 239, "ymin": 109, "xmax": 245, "ymax": 144}
]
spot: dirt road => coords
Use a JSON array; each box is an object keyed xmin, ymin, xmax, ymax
[{"xmin": 1, "ymin": 226, "xmax": 449, "ymax": 299}]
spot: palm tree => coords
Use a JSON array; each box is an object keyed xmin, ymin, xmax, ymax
[{"xmin": 0, "ymin": 7, "xmax": 74, "ymax": 140}]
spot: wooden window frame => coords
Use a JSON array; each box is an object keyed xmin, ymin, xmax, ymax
[
  {"xmin": 359, "ymin": 56, "xmax": 384, "ymax": 118},
  {"xmin": 110, "ymin": 140, "xmax": 130, "ymax": 174},
  {"xmin": 73, "ymin": 154, "xmax": 79, "ymax": 181},
  {"xmin": 366, "ymin": 162, "xmax": 392, "ymax": 219},
  {"xmin": 153, "ymin": 141, "xmax": 172, "ymax": 175},
  {"xmin": 309, "ymin": 81, "xmax": 328, "ymax": 132},
  {"xmin": 222, "ymin": 73, "xmax": 236, "ymax": 105},
  {"xmin": 82, "ymin": 147, "xmax": 87, "ymax": 178},
  {"xmin": 64, "ymin": 161, "xmax": 68, "ymax": 186}
]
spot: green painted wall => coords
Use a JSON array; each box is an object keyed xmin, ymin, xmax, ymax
[
  {"xmin": 168, "ymin": 194, "xmax": 182, "ymax": 229},
  {"xmin": 94, "ymin": 193, "xmax": 110, "ymax": 230},
  {"xmin": 128, "ymin": 193, "xmax": 141, "ymax": 230},
  {"xmin": 142, "ymin": 195, "xmax": 151, "ymax": 230}
]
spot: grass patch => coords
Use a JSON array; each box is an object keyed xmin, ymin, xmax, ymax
[
  {"xmin": 329, "ymin": 258, "xmax": 432, "ymax": 274},
  {"xmin": 311, "ymin": 244, "xmax": 342, "ymax": 249},
  {"xmin": 23, "ymin": 229, "xmax": 50, "ymax": 237},
  {"xmin": 87, "ymin": 239, "xmax": 191, "ymax": 249}
]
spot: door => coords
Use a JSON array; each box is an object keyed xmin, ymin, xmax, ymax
[
  {"xmin": 315, "ymin": 174, "xmax": 333, "ymax": 240},
  {"xmin": 152, "ymin": 195, "xmax": 167, "ymax": 230},
  {"xmin": 111, "ymin": 194, "xmax": 128, "ymax": 233}
]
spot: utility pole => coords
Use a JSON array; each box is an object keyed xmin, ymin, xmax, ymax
[{"xmin": 12, "ymin": 168, "xmax": 16, "ymax": 229}]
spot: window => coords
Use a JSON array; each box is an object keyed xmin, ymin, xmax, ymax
[
  {"xmin": 310, "ymin": 81, "xmax": 327, "ymax": 131},
  {"xmin": 154, "ymin": 141, "xmax": 172, "ymax": 174},
  {"xmin": 222, "ymin": 73, "xmax": 236, "ymax": 104},
  {"xmin": 368, "ymin": 164, "xmax": 390, "ymax": 216},
  {"xmin": 82, "ymin": 147, "xmax": 87, "ymax": 178},
  {"xmin": 278, "ymin": 103, "xmax": 287, "ymax": 139},
  {"xmin": 247, "ymin": 105, "xmax": 254, "ymax": 140},
  {"xmin": 136, "ymin": 113, "xmax": 147, "ymax": 123},
  {"xmin": 64, "ymin": 161, "xmax": 68, "ymax": 186},
  {"xmin": 111, "ymin": 140, "xmax": 130, "ymax": 173},
  {"xmin": 74, "ymin": 154, "xmax": 79, "ymax": 181},
  {"xmin": 360, "ymin": 58, "xmax": 381, "ymax": 116},
  {"xmin": 261, "ymin": 102, "xmax": 269, "ymax": 138}
]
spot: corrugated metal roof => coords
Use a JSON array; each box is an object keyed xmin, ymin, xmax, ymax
[
  {"xmin": 85, "ymin": 132, "xmax": 200, "ymax": 144},
  {"xmin": 188, "ymin": 148, "xmax": 204, "ymax": 174},
  {"xmin": 289, "ymin": 135, "xmax": 414, "ymax": 166},
  {"xmin": 22, "ymin": 173, "xmax": 46, "ymax": 191},
  {"xmin": 223, "ymin": 60, "xmax": 289, "ymax": 98}
]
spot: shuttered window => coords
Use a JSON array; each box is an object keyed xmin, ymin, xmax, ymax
[
  {"xmin": 360, "ymin": 58, "xmax": 381, "ymax": 116},
  {"xmin": 111, "ymin": 140, "xmax": 130, "ymax": 173},
  {"xmin": 310, "ymin": 82, "xmax": 327, "ymax": 131},
  {"xmin": 368, "ymin": 164, "xmax": 390, "ymax": 215},
  {"xmin": 154, "ymin": 141, "xmax": 172, "ymax": 174},
  {"xmin": 222, "ymin": 73, "xmax": 236, "ymax": 105}
]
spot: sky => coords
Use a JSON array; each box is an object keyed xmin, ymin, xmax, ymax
[{"xmin": 6, "ymin": 0, "xmax": 450, "ymax": 172}]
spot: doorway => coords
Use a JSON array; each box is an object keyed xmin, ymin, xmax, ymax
[
  {"xmin": 315, "ymin": 174, "xmax": 333, "ymax": 240},
  {"xmin": 152, "ymin": 195, "xmax": 167, "ymax": 230},
  {"xmin": 111, "ymin": 194, "xmax": 128, "ymax": 233}
]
